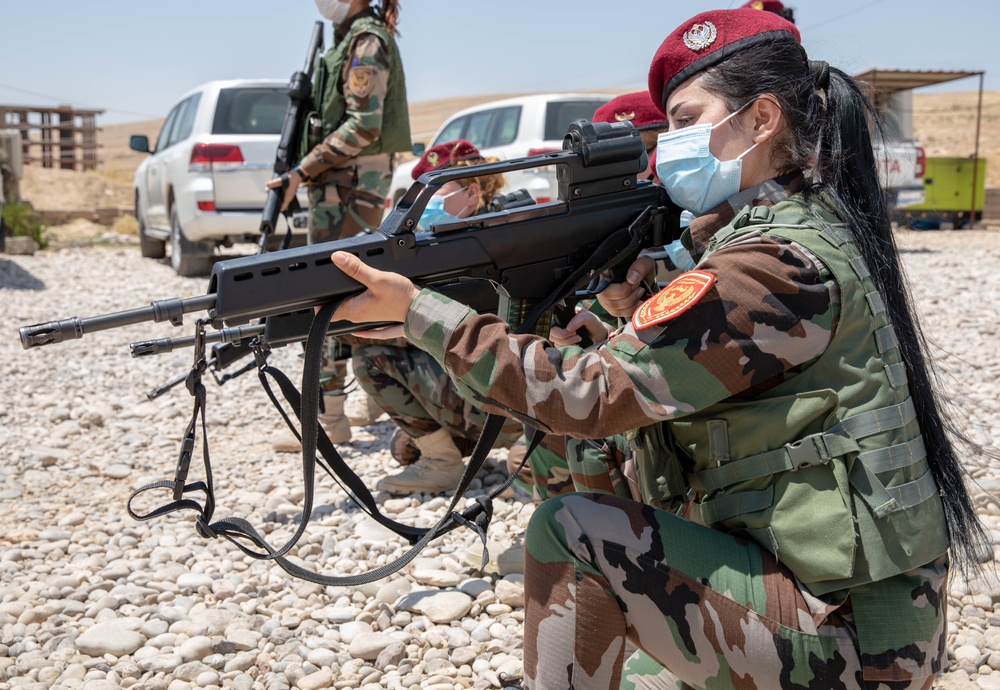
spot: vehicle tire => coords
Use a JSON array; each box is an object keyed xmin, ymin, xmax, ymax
[
  {"xmin": 137, "ymin": 198, "xmax": 166, "ymax": 259},
  {"xmin": 169, "ymin": 207, "xmax": 214, "ymax": 277}
]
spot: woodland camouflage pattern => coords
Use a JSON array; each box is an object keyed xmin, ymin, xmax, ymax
[
  {"xmin": 401, "ymin": 181, "xmax": 948, "ymax": 687},
  {"xmin": 299, "ymin": 32, "xmax": 394, "ymax": 243},
  {"xmin": 351, "ymin": 340, "xmax": 522, "ymax": 451},
  {"xmin": 523, "ymin": 493, "xmax": 946, "ymax": 690}
]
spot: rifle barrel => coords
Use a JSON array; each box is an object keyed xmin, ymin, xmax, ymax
[{"xmin": 19, "ymin": 294, "xmax": 217, "ymax": 350}]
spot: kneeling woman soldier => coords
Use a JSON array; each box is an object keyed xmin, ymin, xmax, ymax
[{"xmin": 329, "ymin": 9, "xmax": 986, "ymax": 689}]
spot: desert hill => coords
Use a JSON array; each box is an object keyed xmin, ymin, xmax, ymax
[{"xmin": 15, "ymin": 89, "xmax": 1000, "ymax": 217}]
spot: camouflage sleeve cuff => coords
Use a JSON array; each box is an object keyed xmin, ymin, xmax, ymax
[
  {"xmin": 299, "ymin": 146, "xmax": 350, "ymax": 179},
  {"xmin": 404, "ymin": 288, "xmax": 475, "ymax": 362}
]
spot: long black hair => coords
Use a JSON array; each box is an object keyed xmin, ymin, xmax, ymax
[{"xmin": 700, "ymin": 36, "xmax": 990, "ymax": 575}]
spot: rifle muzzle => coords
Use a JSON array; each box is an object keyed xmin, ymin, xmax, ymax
[{"xmin": 19, "ymin": 318, "xmax": 84, "ymax": 349}]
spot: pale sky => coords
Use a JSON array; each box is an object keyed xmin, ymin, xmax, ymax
[{"xmin": 1, "ymin": 0, "xmax": 996, "ymax": 126}]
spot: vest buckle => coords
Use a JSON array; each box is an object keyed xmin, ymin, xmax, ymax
[{"xmin": 785, "ymin": 437, "xmax": 828, "ymax": 471}]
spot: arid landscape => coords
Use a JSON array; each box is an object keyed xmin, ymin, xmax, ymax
[{"xmin": 13, "ymin": 88, "xmax": 1000, "ymax": 230}]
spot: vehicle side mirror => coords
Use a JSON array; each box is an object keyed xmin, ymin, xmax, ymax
[
  {"xmin": 411, "ymin": 142, "xmax": 425, "ymax": 157},
  {"xmin": 129, "ymin": 135, "xmax": 151, "ymax": 154}
]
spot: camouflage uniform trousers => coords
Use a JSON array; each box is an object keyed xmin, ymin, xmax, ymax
[
  {"xmin": 351, "ymin": 340, "xmax": 522, "ymax": 450},
  {"xmin": 308, "ymin": 154, "xmax": 392, "ymax": 392},
  {"xmin": 523, "ymin": 493, "xmax": 942, "ymax": 690}
]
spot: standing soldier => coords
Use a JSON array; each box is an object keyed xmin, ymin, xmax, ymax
[{"xmin": 268, "ymin": 0, "xmax": 411, "ymax": 449}]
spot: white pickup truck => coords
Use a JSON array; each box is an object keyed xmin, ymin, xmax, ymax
[{"xmin": 874, "ymin": 100, "xmax": 926, "ymax": 211}]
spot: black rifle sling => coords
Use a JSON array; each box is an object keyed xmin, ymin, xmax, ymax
[{"xmin": 127, "ymin": 206, "xmax": 657, "ymax": 585}]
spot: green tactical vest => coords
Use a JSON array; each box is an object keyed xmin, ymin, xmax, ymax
[
  {"xmin": 303, "ymin": 15, "xmax": 411, "ymax": 158},
  {"xmin": 629, "ymin": 194, "xmax": 948, "ymax": 597}
]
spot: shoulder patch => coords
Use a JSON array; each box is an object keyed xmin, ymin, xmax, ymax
[
  {"xmin": 348, "ymin": 66, "xmax": 374, "ymax": 97},
  {"xmin": 632, "ymin": 270, "xmax": 716, "ymax": 330}
]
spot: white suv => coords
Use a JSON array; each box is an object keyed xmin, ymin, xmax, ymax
[
  {"xmin": 130, "ymin": 79, "xmax": 308, "ymax": 276},
  {"xmin": 387, "ymin": 93, "xmax": 615, "ymax": 212}
]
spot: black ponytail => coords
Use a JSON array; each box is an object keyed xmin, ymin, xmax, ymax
[{"xmin": 701, "ymin": 37, "xmax": 991, "ymax": 576}]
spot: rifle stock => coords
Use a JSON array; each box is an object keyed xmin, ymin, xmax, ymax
[{"xmin": 19, "ymin": 120, "xmax": 681, "ymax": 354}]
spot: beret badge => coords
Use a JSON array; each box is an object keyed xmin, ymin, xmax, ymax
[
  {"xmin": 682, "ymin": 21, "xmax": 718, "ymax": 51},
  {"xmin": 426, "ymin": 151, "xmax": 439, "ymax": 167},
  {"xmin": 614, "ymin": 111, "xmax": 636, "ymax": 122}
]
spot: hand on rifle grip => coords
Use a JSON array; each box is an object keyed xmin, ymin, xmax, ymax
[
  {"xmin": 549, "ymin": 308, "xmax": 611, "ymax": 348},
  {"xmin": 265, "ymin": 168, "xmax": 303, "ymax": 213},
  {"xmin": 596, "ymin": 254, "xmax": 655, "ymax": 318}
]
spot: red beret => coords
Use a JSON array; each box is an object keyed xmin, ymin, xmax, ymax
[
  {"xmin": 741, "ymin": 0, "xmax": 786, "ymax": 13},
  {"xmin": 592, "ymin": 92, "xmax": 667, "ymax": 131},
  {"xmin": 411, "ymin": 139, "xmax": 483, "ymax": 180},
  {"xmin": 648, "ymin": 9, "xmax": 800, "ymax": 113}
]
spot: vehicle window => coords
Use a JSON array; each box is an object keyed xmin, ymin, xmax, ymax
[
  {"xmin": 154, "ymin": 106, "xmax": 180, "ymax": 152},
  {"xmin": 163, "ymin": 96, "xmax": 195, "ymax": 150},
  {"xmin": 433, "ymin": 115, "xmax": 468, "ymax": 147},
  {"xmin": 172, "ymin": 94, "xmax": 201, "ymax": 145},
  {"xmin": 464, "ymin": 110, "xmax": 495, "ymax": 149},
  {"xmin": 545, "ymin": 99, "xmax": 612, "ymax": 140},
  {"xmin": 212, "ymin": 87, "xmax": 288, "ymax": 135},
  {"xmin": 485, "ymin": 106, "xmax": 521, "ymax": 147}
]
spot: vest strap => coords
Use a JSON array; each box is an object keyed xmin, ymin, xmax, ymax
[
  {"xmin": 884, "ymin": 362, "xmax": 908, "ymax": 389},
  {"xmin": 698, "ymin": 486, "xmax": 774, "ymax": 524},
  {"xmin": 874, "ymin": 325, "xmax": 899, "ymax": 354},
  {"xmin": 838, "ymin": 397, "xmax": 916, "ymax": 440},
  {"xmin": 865, "ymin": 291, "xmax": 886, "ymax": 316},
  {"xmin": 706, "ymin": 419, "xmax": 730, "ymax": 465},
  {"xmin": 857, "ymin": 435, "xmax": 927, "ymax": 474},
  {"xmin": 849, "ymin": 255, "xmax": 871, "ymax": 280},
  {"xmin": 693, "ymin": 398, "xmax": 918, "ymax": 493},
  {"xmin": 818, "ymin": 222, "xmax": 853, "ymax": 247}
]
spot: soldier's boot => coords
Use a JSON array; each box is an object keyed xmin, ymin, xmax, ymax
[
  {"xmin": 376, "ymin": 428, "xmax": 465, "ymax": 495},
  {"xmin": 347, "ymin": 390, "xmax": 384, "ymax": 427},
  {"xmin": 389, "ymin": 426, "xmax": 421, "ymax": 465},
  {"xmin": 272, "ymin": 393, "xmax": 352, "ymax": 453}
]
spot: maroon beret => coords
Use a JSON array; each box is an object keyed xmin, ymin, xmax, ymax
[
  {"xmin": 411, "ymin": 139, "xmax": 483, "ymax": 180},
  {"xmin": 741, "ymin": 0, "xmax": 786, "ymax": 13},
  {"xmin": 592, "ymin": 92, "xmax": 667, "ymax": 131},
  {"xmin": 648, "ymin": 8, "xmax": 800, "ymax": 113}
]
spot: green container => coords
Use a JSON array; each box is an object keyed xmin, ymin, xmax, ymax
[{"xmin": 900, "ymin": 157, "xmax": 986, "ymax": 228}]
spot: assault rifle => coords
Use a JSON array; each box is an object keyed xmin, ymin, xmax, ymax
[
  {"xmin": 258, "ymin": 20, "xmax": 324, "ymax": 253},
  {"xmin": 20, "ymin": 119, "xmax": 679, "ymax": 353},
  {"xmin": 18, "ymin": 119, "xmax": 681, "ymax": 585}
]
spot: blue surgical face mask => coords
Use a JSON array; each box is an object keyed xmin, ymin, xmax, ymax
[
  {"xmin": 418, "ymin": 188, "xmax": 465, "ymax": 229},
  {"xmin": 655, "ymin": 102, "xmax": 759, "ymax": 215}
]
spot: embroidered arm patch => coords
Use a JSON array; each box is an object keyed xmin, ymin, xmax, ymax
[{"xmin": 632, "ymin": 270, "xmax": 716, "ymax": 330}]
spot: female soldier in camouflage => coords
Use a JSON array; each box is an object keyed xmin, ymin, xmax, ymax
[
  {"xmin": 350, "ymin": 140, "xmax": 524, "ymax": 496},
  {"xmin": 327, "ymin": 9, "xmax": 987, "ymax": 689},
  {"xmin": 268, "ymin": 0, "xmax": 410, "ymax": 449}
]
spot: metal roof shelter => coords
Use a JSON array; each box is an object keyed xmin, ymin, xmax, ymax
[{"xmin": 853, "ymin": 69, "xmax": 986, "ymax": 223}]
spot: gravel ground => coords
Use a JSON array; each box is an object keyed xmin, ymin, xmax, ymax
[{"xmin": 1, "ymin": 230, "xmax": 999, "ymax": 690}]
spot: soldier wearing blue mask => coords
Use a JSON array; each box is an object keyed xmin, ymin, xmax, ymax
[
  {"xmin": 328, "ymin": 7, "xmax": 988, "ymax": 689},
  {"xmin": 351, "ymin": 140, "xmax": 527, "ymax": 496}
]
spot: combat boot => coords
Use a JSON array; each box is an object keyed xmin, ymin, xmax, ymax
[
  {"xmin": 376, "ymin": 427, "xmax": 465, "ymax": 495},
  {"xmin": 272, "ymin": 393, "xmax": 352, "ymax": 453}
]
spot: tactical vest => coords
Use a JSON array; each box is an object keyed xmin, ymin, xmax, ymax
[
  {"xmin": 630, "ymin": 194, "xmax": 948, "ymax": 597},
  {"xmin": 304, "ymin": 15, "xmax": 411, "ymax": 158}
]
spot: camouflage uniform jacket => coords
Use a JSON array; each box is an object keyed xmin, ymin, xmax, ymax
[
  {"xmin": 403, "ymin": 177, "xmax": 948, "ymax": 682},
  {"xmin": 298, "ymin": 11, "xmax": 406, "ymax": 189}
]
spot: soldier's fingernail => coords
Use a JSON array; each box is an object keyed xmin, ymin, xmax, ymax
[{"xmin": 627, "ymin": 271, "xmax": 639, "ymax": 284}]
